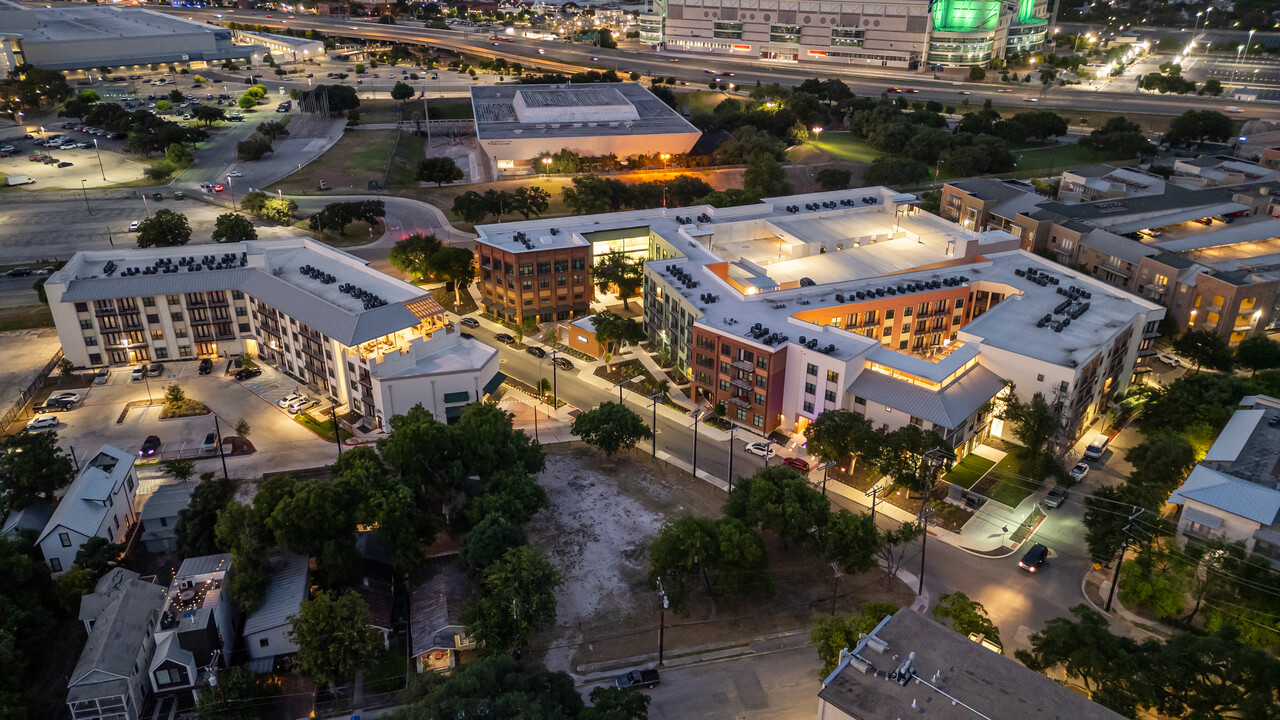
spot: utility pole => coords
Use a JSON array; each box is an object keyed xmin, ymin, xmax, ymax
[
  {"xmin": 656, "ymin": 579, "xmax": 669, "ymax": 666},
  {"xmin": 690, "ymin": 411, "xmax": 702, "ymax": 480},
  {"xmin": 829, "ymin": 561, "xmax": 844, "ymax": 615},
  {"xmin": 646, "ymin": 391, "xmax": 662, "ymax": 459},
  {"xmin": 213, "ymin": 415, "xmax": 229, "ymax": 480},
  {"xmin": 916, "ymin": 447, "xmax": 949, "ymax": 596},
  {"xmin": 1104, "ymin": 506, "xmax": 1143, "ymax": 612},
  {"xmin": 820, "ymin": 460, "xmax": 836, "ymax": 497}
]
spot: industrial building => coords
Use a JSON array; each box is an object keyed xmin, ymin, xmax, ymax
[
  {"xmin": 45, "ymin": 238, "xmax": 501, "ymax": 433},
  {"xmin": 641, "ymin": 0, "xmax": 1049, "ymax": 68},
  {"xmin": 0, "ymin": 0, "xmax": 261, "ymax": 74},
  {"xmin": 230, "ymin": 29, "xmax": 325, "ymax": 64},
  {"xmin": 477, "ymin": 187, "xmax": 1162, "ymax": 446},
  {"xmin": 470, "ymin": 83, "xmax": 701, "ymax": 176},
  {"xmin": 942, "ymin": 158, "xmax": 1280, "ymax": 346}
]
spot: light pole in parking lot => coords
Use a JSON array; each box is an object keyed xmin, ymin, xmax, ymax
[
  {"xmin": 213, "ymin": 415, "xmax": 229, "ymax": 480},
  {"xmin": 226, "ymin": 175, "xmax": 237, "ymax": 212},
  {"xmin": 80, "ymin": 179, "xmax": 93, "ymax": 216},
  {"xmin": 92, "ymin": 138, "xmax": 106, "ymax": 182}
]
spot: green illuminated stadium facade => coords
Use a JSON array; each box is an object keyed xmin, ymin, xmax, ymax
[{"xmin": 649, "ymin": 0, "xmax": 1047, "ymax": 69}]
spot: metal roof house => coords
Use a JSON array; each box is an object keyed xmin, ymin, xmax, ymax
[
  {"xmin": 817, "ymin": 609, "xmax": 1125, "ymax": 720},
  {"xmin": 243, "ymin": 551, "xmax": 310, "ymax": 671},
  {"xmin": 37, "ymin": 445, "xmax": 138, "ymax": 577},
  {"xmin": 149, "ymin": 554, "xmax": 238, "ymax": 699},
  {"xmin": 409, "ymin": 560, "xmax": 473, "ymax": 673},
  {"xmin": 138, "ymin": 483, "xmax": 193, "ymax": 553},
  {"xmin": 67, "ymin": 566, "xmax": 167, "ymax": 720}
]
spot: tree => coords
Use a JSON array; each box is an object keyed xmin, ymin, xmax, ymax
[
  {"xmin": 1200, "ymin": 78, "xmax": 1223, "ymax": 97},
  {"xmin": 255, "ymin": 120, "xmax": 289, "ymax": 140},
  {"xmin": 725, "ymin": 466, "xmax": 830, "ymax": 548},
  {"xmin": 592, "ymin": 251, "xmax": 644, "ymax": 310},
  {"xmin": 571, "ymin": 401, "xmax": 653, "ymax": 458},
  {"xmin": 235, "ymin": 419, "xmax": 251, "ymax": 439},
  {"xmin": 155, "ymin": 99, "xmax": 172, "ymax": 114},
  {"xmin": 136, "ymin": 208, "xmax": 191, "ymax": 247},
  {"xmin": 648, "ymin": 515, "xmax": 772, "ymax": 614},
  {"xmin": 165, "ymin": 142, "xmax": 193, "ymax": 167},
  {"xmin": 1082, "ymin": 483, "xmax": 1166, "ymax": 563},
  {"xmin": 429, "ymin": 246, "xmax": 475, "ymax": 308},
  {"xmin": 968, "ymin": 65, "xmax": 986, "ymax": 82},
  {"xmin": 161, "ymin": 458, "xmax": 197, "ymax": 483},
  {"xmin": 194, "ymin": 664, "xmax": 282, "ymax": 720},
  {"xmin": 932, "ymin": 591, "xmax": 1001, "ymax": 648},
  {"xmin": 211, "ymin": 213, "xmax": 257, "ymax": 244},
  {"xmin": 874, "ymin": 425, "xmax": 946, "ymax": 494},
  {"xmin": 288, "ymin": 590, "xmax": 381, "ymax": 689},
  {"xmin": 391, "ymin": 81, "xmax": 415, "ymax": 102},
  {"xmin": 1173, "ymin": 329, "xmax": 1233, "ymax": 373},
  {"xmin": 192, "ymin": 105, "xmax": 225, "ymax": 126},
  {"xmin": 1118, "ymin": 543, "xmax": 1186, "ymax": 619},
  {"xmin": 803, "ymin": 409, "xmax": 879, "ymax": 470},
  {"xmin": 260, "ymin": 197, "xmax": 297, "ymax": 224},
  {"xmin": 810, "ymin": 603, "xmax": 900, "ymax": 676},
  {"xmin": 742, "ymin": 152, "xmax": 792, "ymax": 197},
  {"xmin": 176, "ymin": 477, "xmax": 237, "ymax": 557},
  {"xmin": 1235, "ymin": 334, "xmax": 1280, "ymax": 375},
  {"xmin": 1124, "ymin": 430, "xmax": 1196, "ymax": 495},
  {"xmin": 417, "ymin": 156, "xmax": 464, "ymax": 186},
  {"xmin": 388, "ymin": 233, "xmax": 442, "ymax": 279},
  {"xmin": 461, "ymin": 545, "xmax": 562, "ymax": 653},
  {"xmin": 1165, "ymin": 109, "xmax": 1233, "ymax": 147},
  {"xmin": 863, "ymin": 155, "xmax": 928, "ymax": 186},
  {"xmin": 822, "ymin": 509, "xmax": 882, "ymax": 575},
  {"xmin": 876, "ymin": 521, "xmax": 924, "ymax": 577},
  {"xmin": 395, "ymin": 656, "xmax": 583, "ymax": 718},
  {"xmin": 461, "ymin": 513, "xmax": 526, "ymax": 571},
  {"xmin": 510, "ymin": 185, "xmax": 551, "ymax": 219},
  {"xmin": 236, "ymin": 134, "xmax": 273, "ymax": 161},
  {"xmin": 72, "ymin": 536, "xmax": 123, "ymax": 576},
  {"xmin": 0, "ymin": 430, "xmax": 74, "ymax": 511},
  {"xmin": 237, "ymin": 94, "xmax": 257, "ymax": 110},
  {"xmin": 1016, "ymin": 604, "xmax": 1143, "ymax": 712},
  {"xmin": 814, "ymin": 167, "xmax": 852, "ymax": 192},
  {"xmin": 999, "ymin": 390, "xmax": 1064, "ymax": 481},
  {"xmin": 583, "ymin": 685, "xmax": 651, "ymax": 720},
  {"xmin": 562, "ymin": 174, "xmax": 617, "ymax": 215},
  {"xmin": 451, "ymin": 190, "xmax": 489, "ymax": 224},
  {"xmin": 589, "ymin": 310, "xmax": 645, "ymax": 356}
]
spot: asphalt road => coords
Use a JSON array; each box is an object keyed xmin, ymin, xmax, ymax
[
  {"xmin": 644, "ymin": 645, "xmax": 820, "ymax": 720},
  {"xmin": 158, "ymin": 7, "xmax": 1280, "ymax": 122}
]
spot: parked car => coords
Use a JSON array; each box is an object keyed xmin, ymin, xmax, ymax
[
  {"xmin": 525, "ymin": 346, "xmax": 546, "ymax": 358},
  {"xmin": 551, "ymin": 357, "xmax": 574, "ymax": 371},
  {"xmin": 227, "ymin": 170, "xmax": 243, "ymax": 177},
  {"xmin": 130, "ymin": 364, "xmax": 146, "ymax": 381},
  {"xmin": 139, "ymin": 434, "xmax": 162, "ymax": 457},
  {"xmin": 146, "ymin": 362, "xmax": 164, "ymax": 377},
  {"xmin": 277, "ymin": 392, "xmax": 305, "ymax": 409},
  {"xmin": 459, "ymin": 317, "xmax": 479, "ymax": 328},
  {"xmin": 57, "ymin": 162, "xmax": 74, "ymax": 168},
  {"xmin": 1018, "ymin": 543, "xmax": 1050, "ymax": 573},
  {"xmin": 782, "ymin": 457, "xmax": 810, "ymax": 473},
  {"xmin": 49, "ymin": 391, "xmax": 82, "ymax": 405},
  {"xmin": 1155, "ymin": 352, "xmax": 1182, "ymax": 367},
  {"xmin": 201, "ymin": 432, "xmax": 220, "ymax": 455},
  {"xmin": 6, "ymin": 267, "xmax": 32, "ymax": 278},
  {"xmin": 26, "ymin": 414, "xmax": 58, "ymax": 430},
  {"xmin": 234, "ymin": 367, "xmax": 262, "ymax": 381},
  {"xmin": 1043, "ymin": 485, "xmax": 1069, "ymax": 509},
  {"xmin": 286, "ymin": 397, "xmax": 317, "ymax": 414},
  {"xmin": 614, "ymin": 668, "xmax": 660, "ymax": 690},
  {"xmin": 494, "ymin": 333, "xmax": 515, "ymax": 344},
  {"xmin": 93, "ymin": 367, "xmax": 110, "ymax": 385},
  {"xmin": 198, "ymin": 358, "xmax": 213, "ymax": 375},
  {"xmin": 745, "ymin": 441, "xmax": 775, "ymax": 459},
  {"xmin": 129, "ymin": 221, "xmax": 140, "ymax": 232},
  {"xmin": 1069, "ymin": 463, "xmax": 1089, "ymax": 481},
  {"xmin": 36, "ymin": 397, "xmax": 75, "ymax": 412}
]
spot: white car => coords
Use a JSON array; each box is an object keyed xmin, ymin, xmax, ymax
[
  {"xmin": 1070, "ymin": 463, "xmax": 1089, "ymax": 481},
  {"xmin": 50, "ymin": 391, "xmax": 82, "ymax": 405},
  {"xmin": 130, "ymin": 364, "xmax": 145, "ymax": 381},
  {"xmin": 26, "ymin": 414, "xmax": 58, "ymax": 430},
  {"xmin": 277, "ymin": 392, "xmax": 305, "ymax": 409},
  {"xmin": 129, "ymin": 221, "xmax": 140, "ymax": 232},
  {"xmin": 1155, "ymin": 352, "xmax": 1183, "ymax": 367},
  {"xmin": 745, "ymin": 441, "xmax": 776, "ymax": 459},
  {"xmin": 227, "ymin": 170, "xmax": 243, "ymax": 177},
  {"xmin": 287, "ymin": 397, "xmax": 318, "ymax": 414}
]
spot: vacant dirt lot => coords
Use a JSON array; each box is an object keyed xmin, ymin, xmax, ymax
[{"xmin": 527, "ymin": 444, "xmax": 914, "ymax": 674}]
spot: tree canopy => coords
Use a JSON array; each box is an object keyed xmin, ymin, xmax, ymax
[
  {"xmin": 592, "ymin": 251, "xmax": 644, "ymax": 310},
  {"xmin": 136, "ymin": 209, "xmax": 191, "ymax": 248},
  {"xmin": 288, "ymin": 590, "xmax": 382, "ymax": 689},
  {"xmin": 211, "ymin": 212, "xmax": 257, "ymax": 244},
  {"xmin": 0, "ymin": 430, "xmax": 75, "ymax": 511},
  {"xmin": 571, "ymin": 401, "xmax": 653, "ymax": 458},
  {"xmin": 461, "ymin": 545, "xmax": 562, "ymax": 653}
]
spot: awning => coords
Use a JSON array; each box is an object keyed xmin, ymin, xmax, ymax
[
  {"xmin": 445, "ymin": 405, "xmax": 465, "ymax": 419},
  {"xmin": 482, "ymin": 372, "xmax": 506, "ymax": 395},
  {"xmin": 1253, "ymin": 526, "xmax": 1280, "ymax": 547},
  {"xmin": 1182, "ymin": 506, "xmax": 1224, "ymax": 530}
]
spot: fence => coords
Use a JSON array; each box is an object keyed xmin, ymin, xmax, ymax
[{"xmin": 1, "ymin": 348, "xmax": 63, "ymax": 429}]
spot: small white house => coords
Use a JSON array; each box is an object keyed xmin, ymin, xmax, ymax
[
  {"xmin": 243, "ymin": 552, "xmax": 309, "ymax": 671},
  {"xmin": 38, "ymin": 445, "xmax": 138, "ymax": 576},
  {"xmin": 139, "ymin": 483, "xmax": 194, "ymax": 553}
]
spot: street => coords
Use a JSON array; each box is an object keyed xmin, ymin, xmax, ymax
[{"xmin": 645, "ymin": 645, "xmax": 820, "ymax": 720}]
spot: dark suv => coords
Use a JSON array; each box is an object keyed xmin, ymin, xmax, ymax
[
  {"xmin": 198, "ymin": 358, "xmax": 213, "ymax": 375},
  {"xmin": 1018, "ymin": 543, "xmax": 1049, "ymax": 573}
]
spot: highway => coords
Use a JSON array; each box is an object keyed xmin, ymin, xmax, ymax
[{"xmin": 158, "ymin": 7, "xmax": 1279, "ymax": 121}]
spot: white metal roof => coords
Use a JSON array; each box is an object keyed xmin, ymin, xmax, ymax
[
  {"xmin": 1204, "ymin": 409, "xmax": 1266, "ymax": 464},
  {"xmin": 38, "ymin": 445, "xmax": 133, "ymax": 545},
  {"xmin": 1171, "ymin": 465, "xmax": 1280, "ymax": 525},
  {"xmin": 846, "ymin": 364, "xmax": 1006, "ymax": 430},
  {"xmin": 243, "ymin": 552, "xmax": 309, "ymax": 636}
]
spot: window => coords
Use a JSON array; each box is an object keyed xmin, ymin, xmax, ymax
[
  {"xmin": 84, "ymin": 336, "xmax": 98, "ymax": 347},
  {"xmin": 910, "ymin": 415, "xmax": 924, "ymax": 427},
  {"xmin": 258, "ymin": 637, "xmax": 270, "ymax": 648},
  {"xmin": 540, "ymin": 278, "xmax": 550, "ymax": 289},
  {"xmin": 554, "ymin": 259, "xmax": 568, "ymax": 273},
  {"xmin": 79, "ymin": 319, "xmax": 93, "ymax": 330},
  {"xmin": 736, "ymin": 407, "xmax": 747, "ymax": 420},
  {"xmin": 803, "ymin": 401, "xmax": 814, "ymax": 413},
  {"xmin": 537, "ymin": 262, "xmax": 552, "ymax": 275},
  {"xmin": 522, "ymin": 280, "xmax": 533, "ymax": 291},
  {"xmin": 721, "ymin": 344, "xmax": 732, "ymax": 357},
  {"xmin": 146, "ymin": 314, "xmax": 159, "ymax": 325},
  {"xmin": 1036, "ymin": 373, "xmax": 1044, "ymax": 382},
  {"xmin": 159, "ymin": 517, "xmax": 167, "ymax": 527},
  {"xmin": 753, "ymin": 414, "xmax": 764, "ymax": 428},
  {"xmin": 804, "ymin": 382, "xmax": 816, "ymax": 395},
  {"xmin": 154, "ymin": 347, "xmax": 168, "ymax": 359},
  {"xmin": 236, "ymin": 306, "xmax": 247, "ymax": 316},
  {"xmin": 899, "ymin": 339, "xmax": 908, "ymax": 349},
  {"xmin": 557, "ymin": 276, "xmax": 567, "ymax": 287},
  {"xmin": 150, "ymin": 330, "xmax": 164, "ymax": 341},
  {"xmin": 75, "ymin": 302, "xmax": 88, "ymax": 313},
  {"xmin": 571, "ymin": 257, "xmax": 585, "ymax": 270},
  {"xmin": 89, "ymin": 353, "xmax": 102, "ymax": 365},
  {"xmin": 757, "ymin": 356, "xmax": 768, "ymax": 370},
  {"xmin": 886, "ymin": 309, "xmax": 894, "ymax": 320},
  {"xmin": 126, "ymin": 474, "xmax": 134, "ymax": 492},
  {"xmin": 755, "ymin": 375, "xmax": 767, "ymax": 388},
  {"xmin": 179, "ymin": 346, "xmax": 192, "ymax": 358},
  {"xmin": 142, "ymin": 297, "xmax": 156, "ymax": 307},
  {"xmin": 49, "ymin": 558, "xmax": 62, "ymax": 572},
  {"xmin": 825, "ymin": 390, "xmax": 837, "ymax": 403},
  {"xmin": 174, "ymin": 328, "xmax": 187, "ymax": 339},
  {"xmin": 854, "ymin": 396, "xmax": 866, "ymax": 406},
  {"xmin": 170, "ymin": 312, "xmax": 183, "ymax": 322},
  {"xmin": 519, "ymin": 264, "xmax": 534, "ymax": 277},
  {"xmin": 754, "ymin": 392, "xmax": 766, "ymax": 405},
  {"xmin": 826, "ymin": 370, "xmax": 839, "ymax": 384},
  {"xmin": 954, "ymin": 298, "xmax": 964, "ymax": 309},
  {"xmin": 232, "ymin": 290, "xmax": 244, "ymax": 300},
  {"xmin": 806, "ymin": 363, "xmax": 818, "ymax": 376},
  {"xmin": 719, "ymin": 380, "xmax": 730, "ymax": 391},
  {"xmin": 59, "ymin": 532, "xmax": 71, "ymax": 547},
  {"xmin": 239, "ymin": 323, "xmax": 251, "ymax": 333},
  {"xmin": 167, "ymin": 295, "xmax": 180, "ymax": 306}
]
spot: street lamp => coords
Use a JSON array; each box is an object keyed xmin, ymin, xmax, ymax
[
  {"xmin": 762, "ymin": 438, "xmax": 777, "ymax": 467},
  {"xmin": 818, "ymin": 460, "xmax": 836, "ymax": 497},
  {"xmin": 541, "ymin": 156, "xmax": 552, "ymax": 176},
  {"xmin": 1233, "ymin": 44, "xmax": 1245, "ymax": 86},
  {"xmin": 612, "ymin": 375, "xmax": 641, "ymax": 402},
  {"xmin": 80, "ymin": 179, "xmax": 93, "ymax": 216},
  {"xmin": 226, "ymin": 175, "xmax": 237, "ymax": 212},
  {"xmin": 690, "ymin": 409, "xmax": 706, "ymax": 480},
  {"xmin": 645, "ymin": 391, "xmax": 662, "ymax": 459},
  {"xmin": 659, "ymin": 152, "xmax": 669, "ymax": 170},
  {"xmin": 92, "ymin": 138, "xmax": 106, "ymax": 182}
]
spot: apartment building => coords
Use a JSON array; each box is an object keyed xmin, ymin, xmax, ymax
[
  {"xmin": 942, "ymin": 165, "xmax": 1280, "ymax": 345},
  {"xmin": 45, "ymin": 239, "xmax": 501, "ymax": 431},
  {"xmin": 479, "ymin": 188, "xmax": 1163, "ymax": 447},
  {"xmin": 474, "ymin": 235, "xmax": 594, "ymax": 325}
]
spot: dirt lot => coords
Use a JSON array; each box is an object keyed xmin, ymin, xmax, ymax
[{"xmin": 527, "ymin": 444, "xmax": 915, "ymax": 674}]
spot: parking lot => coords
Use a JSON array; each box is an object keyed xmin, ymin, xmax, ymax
[
  {"xmin": 0, "ymin": 129, "xmax": 150, "ymax": 189},
  {"xmin": 31, "ymin": 360, "xmax": 340, "ymax": 479}
]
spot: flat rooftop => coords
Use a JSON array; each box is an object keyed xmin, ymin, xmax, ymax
[
  {"xmin": 819, "ymin": 609, "xmax": 1125, "ymax": 720},
  {"xmin": 470, "ymin": 82, "xmax": 700, "ymax": 141},
  {"xmin": 18, "ymin": 6, "xmax": 219, "ymax": 42}
]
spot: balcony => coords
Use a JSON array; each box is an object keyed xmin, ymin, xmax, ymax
[
  {"xmin": 729, "ymin": 377, "xmax": 752, "ymax": 391},
  {"xmin": 728, "ymin": 395, "xmax": 751, "ymax": 409},
  {"xmin": 731, "ymin": 359, "xmax": 753, "ymax": 372}
]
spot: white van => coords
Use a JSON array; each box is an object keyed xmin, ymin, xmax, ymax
[{"xmin": 1082, "ymin": 432, "xmax": 1110, "ymax": 461}]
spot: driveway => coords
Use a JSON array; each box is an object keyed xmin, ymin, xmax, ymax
[{"xmin": 48, "ymin": 359, "xmax": 336, "ymax": 479}]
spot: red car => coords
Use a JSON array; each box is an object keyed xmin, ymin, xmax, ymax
[{"xmin": 782, "ymin": 457, "xmax": 810, "ymax": 473}]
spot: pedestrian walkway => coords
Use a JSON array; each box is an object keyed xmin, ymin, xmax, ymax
[{"xmin": 630, "ymin": 348, "xmax": 694, "ymax": 410}]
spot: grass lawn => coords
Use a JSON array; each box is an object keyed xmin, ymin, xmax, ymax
[
  {"xmin": 387, "ymin": 131, "xmax": 424, "ymax": 187},
  {"xmin": 977, "ymin": 453, "xmax": 1039, "ymax": 508},
  {"xmin": 293, "ymin": 411, "xmax": 353, "ymax": 443},
  {"xmin": 1008, "ymin": 143, "xmax": 1131, "ymax": 176},
  {"xmin": 357, "ymin": 99, "xmax": 414, "ymax": 125},
  {"xmin": 425, "ymin": 98, "xmax": 474, "ymax": 120},
  {"xmin": 0, "ymin": 305, "xmax": 53, "ymax": 332},
  {"xmin": 270, "ymin": 129, "xmax": 405, "ymax": 194},
  {"xmin": 942, "ymin": 454, "xmax": 996, "ymax": 490},
  {"xmin": 676, "ymin": 89, "xmax": 730, "ymax": 115},
  {"xmin": 810, "ymin": 132, "xmax": 886, "ymax": 164}
]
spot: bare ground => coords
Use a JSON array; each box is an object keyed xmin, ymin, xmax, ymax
[{"xmin": 526, "ymin": 444, "xmax": 915, "ymax": 674}]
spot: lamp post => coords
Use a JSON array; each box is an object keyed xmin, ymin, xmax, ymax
[
  {"xmin": 1233, "ymin": 44, "xmax": 1245, "ymax": 86},
  {"xmin": 819, "ymin": 460, "xmax": 836, "ymax": 497},
  {"xmin": 659, "ymin": 152, "xmax": 669, "ymax": 170},
  {"xmin": 726, "ymin": 424, "xmax": 737, "ymax": 491},
  {"xmin": 612, "ymin": 375, "xmax": 640, "ymax": 403},
  {"xmin": 646, "ymin": 391, "xmax": 662, "ymax": 459},
  {"xmin": 548, "ymin": 349, "xmax": 561, "ymax": 408},
  {"xmin": 92, "ymin": 138, "xmax": 106, "ymax": 182},
  {"xmin": 690, "ymin": 409, "xmax": 705, "ymax": 480},
  {"xmin": 213, "ymin": 415, "xmax": 229, "ymax": 480},
  {"xmin": 226, "ymin": 175, "xmax": 237, "ymax": 212},
  {"xmin": 1104, "ymin": 540, "xmax": 1128, "ymax": 612},
  {"xmin": 80, "ymin": 179, "xmax": 93, "ymax": 216},
  {"xmin": 541, "ymin": 156, "xmax": 552, "ymax": 176},
  {"xmin": 762, "ymin": 438, "xmax": 777, "ymax": 467}
]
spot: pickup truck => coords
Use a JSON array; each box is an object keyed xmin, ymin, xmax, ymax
[{"xmin": 614, "ymin": 668, "xmax": 660, "ymax": 690}]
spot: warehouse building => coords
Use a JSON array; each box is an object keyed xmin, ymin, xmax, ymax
[
  {"xmin": 45, "ymin": 239, "xmax": 501, "ymax": 432},
  {"xmin": 0, "ymin": 0, "xmax": 261, "ymax": 74},
  {"xmin": 477, "ymin": 187, "xmax": 1163, "ymax": 446},
  {"xmin": 644, "ymin": 0, "xmax": 1049, "ymax": 68},
  {"xmin": 470, "ymin": 83, "xmax": 701, "ymax": 176}
]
